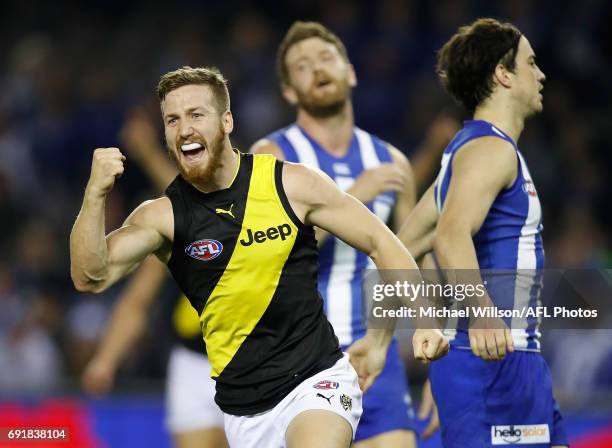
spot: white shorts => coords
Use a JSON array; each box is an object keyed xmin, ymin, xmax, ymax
[
  {"xmin": 165, "ymin": 345, "xmax": 224, "ymax": 433},
  {"xmin": 223, "ymin": 353, "xmax": 362, "ymax": 448}
]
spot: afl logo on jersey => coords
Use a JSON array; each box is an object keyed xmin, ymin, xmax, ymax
[
  {"xmin": 522, "ymin": 180, "xmax": 537, "ymax": 197},
  {"xmin": 185, "ymin": 239, "xmax": 223, "ymax": 261},
  {"xmin": 313, "ymin": 380, "xmax": 340, "ymax": 390}
]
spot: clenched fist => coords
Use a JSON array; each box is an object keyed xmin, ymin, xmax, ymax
[
  {"xmin": 468, "ymin": 317, "xmax": 514, "ymax": 361},
  {"xmin": 413, "ymin": 328, "xmax": 450, "ymax": 363},
  {"xmin": 347, "ymin": 334, "xmax": 388, "ymax": 392},
  {"xmin": 87, "ymin": 148, "xmax": 126, "ymax": 197}
]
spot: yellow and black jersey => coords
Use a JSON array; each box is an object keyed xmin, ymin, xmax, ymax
[
  {"xmin": 170, "ymin": 290, "xmax": 206, "ymax": 353},
  {"xmin": 165, "ymin": 152, "xmax": 341, "ymax": 415}
]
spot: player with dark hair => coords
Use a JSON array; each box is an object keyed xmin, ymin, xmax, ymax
[
  {"xmin": 70, "ymin": 66, "xmax": 448, "ymax": 448},
  {"xmin": 399, "ymin": 18, "xmax": 568, "ymax": 447}
]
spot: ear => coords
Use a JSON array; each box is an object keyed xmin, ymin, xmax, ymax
[
  {"xmin": 493, "ymin": 63, "xmax": 512, "ymax": 89},
  {"xmin": 347, "ymin": 63, "xmax": 357, "ymax": 88},
  {"xmin": 281, "ymin": 83, "xmax": 299, "ymax": 106},
  {"xmin": 222, "ymin": 111, "xmax": 233, "ymax": 135}
]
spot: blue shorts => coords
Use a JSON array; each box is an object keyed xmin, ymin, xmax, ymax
[
  {"xmin": 430, "ymin": 348, "xmax": 568, "ymax": 447},
  {"xmin": 344, "ymin": 339, "xmax": 417, "ymax": 441}
]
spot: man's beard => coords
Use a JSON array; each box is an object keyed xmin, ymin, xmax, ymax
[
  {"xmin": 168, "ymin": 125, "xmax": 225, "ymax": 186},
  {"xmin": 296, "ymin": 78, "xmax": 350, "ymax": 118}
]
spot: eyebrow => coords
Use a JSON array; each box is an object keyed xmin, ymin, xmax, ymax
[
  {"xmin": 291, "ymin": 56, "xmax": 309, "ymax": 65},
  {"xmin": 291, "ymin": 49, "xmax": 334, "ymax": 66},
  {"xmin": 164, "ymin": 106, "xmax": 205, "ymax": 119}
]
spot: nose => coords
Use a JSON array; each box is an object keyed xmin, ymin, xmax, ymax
[
  {"xmin": 538, "ymin": 68, "xmax": 546, "ymax": 83},
  {"xmin": 312, "ymin": 58, "xmax": 328, "ymax": 74},
  {"xmin": 178, "ymin": 121, "xmax": 194, "ymax": 140}
]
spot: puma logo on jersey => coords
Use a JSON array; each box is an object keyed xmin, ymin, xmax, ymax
[
  {"xmin": 316, "ymin": 393, "xmax": 334, "ymax": 405},
  {"xmin": 240, "ymin": 224, "xmax": 292, "ymax": 246},
  {"xmin": 215, "ymin": 204, "xmax": 235, "ymax": 218}
]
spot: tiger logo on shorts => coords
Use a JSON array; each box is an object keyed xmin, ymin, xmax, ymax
[{"xmin": 340, "ymin": 394, "xmax": 352, "ymax": 412}]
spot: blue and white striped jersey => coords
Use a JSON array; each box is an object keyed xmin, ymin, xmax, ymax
[
  {"xmin": 435, "ymin": 120, "xmax": 544, "ymax": 351},
  {"xmin": 266, "ymin": 124, "xmax": 396, "ymax": 346}
]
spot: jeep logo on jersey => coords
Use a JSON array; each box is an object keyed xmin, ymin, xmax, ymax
[
  {"xmin": 185, "ymin": 239, "xmax": 223, "ymax": 261},
  {"xmin": 240, "ymin": 224, "xmax": 292, "ymax": 246}
]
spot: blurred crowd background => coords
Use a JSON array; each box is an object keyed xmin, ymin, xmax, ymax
[{"xmin": 0, "ymin": 0, "xmax": 611, "ymax": 440}]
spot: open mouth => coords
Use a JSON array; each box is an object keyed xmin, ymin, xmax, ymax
[
  {"xmin": 180, "ymin": 142, "xmax": 206, "ymax": 163},
  {"xmin": 315, "ymin": 79, "xmax": 333, "ymax": 89}
]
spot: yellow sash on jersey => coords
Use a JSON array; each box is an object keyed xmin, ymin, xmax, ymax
[{"xmin": 200, "ymin": 155, "xmax": 298, "ymax": 377}]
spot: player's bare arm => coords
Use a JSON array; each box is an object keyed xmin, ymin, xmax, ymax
[
  {"xmin": 343, "ymin": 160, "xmax": 409, "ymax": 208},
  {"xmin": 397, "ymin": 183, "xmax": 438, "ymax": 261},
  {"xmin": 435, "ymin": 137, "xmax": 517, "ymax": 245},
  {"xmin": 252, "ymin": 139, "xmax": 414, "ymax": 212},
  {"xmin": 283, "ymin": 161, "xmax": 417, "ymax": 271},
  {"xmin": 410, "ymin": 114, "xmax": 460, "ymax": 192},
  {"xmin": 417, "ymin": 379, "xmax": 440, "ymax": 440},
  {"xmin": 433, "ymin": 136, "xmax": 517, "ymax": 360},
  {"xmin": 251, "ymin": 139, "xmax": 349, "ymax": 244},
  {"xmin": 250, "ymin": 138, "xmax": 286, "ymax": 160},
  {"xmin": 82, "ymin": 255, "xmax": 167, "ymax": 395},
  {"xmin": 253, "ymin": 140, "xmax": 415, "ymax": 247},
  {"xmin": 70, "ymin": 148, "xmax": 173, "ymax": 293},
  {"xmin": 282, "ymin": 162, "xmax": 448, "ymax": 381},
  {"xmin": 387, "ymin": 144, "xmax": 416, "ymax": 231}
]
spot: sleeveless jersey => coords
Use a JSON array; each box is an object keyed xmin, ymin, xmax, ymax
[
  {"xmin": 434, "ymin": 120, "xmax": 544, "ymax": 351},
  {"xmin": 156, "ymin": 277, "xmax": 206, "ymax": 353},
  {"xmin": 171, "ymin": 291, "xmax": 206, "ymax": 353},
  {"xmin": 165, "ymin": 152, "xmax": 341, "ymax": 415},
  {"xmin": 266, "ymin": 124, "xmax": 396, "ymax": 346}
]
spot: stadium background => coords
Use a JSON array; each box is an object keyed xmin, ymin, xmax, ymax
[{"xmin": 0, "ymin": 0, "xmax": 610, "ymax": 446}]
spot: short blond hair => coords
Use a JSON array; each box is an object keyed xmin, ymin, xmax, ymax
[{"xmin": 156, "ymin": 66, "xmax": 230, "ymax": 112}]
